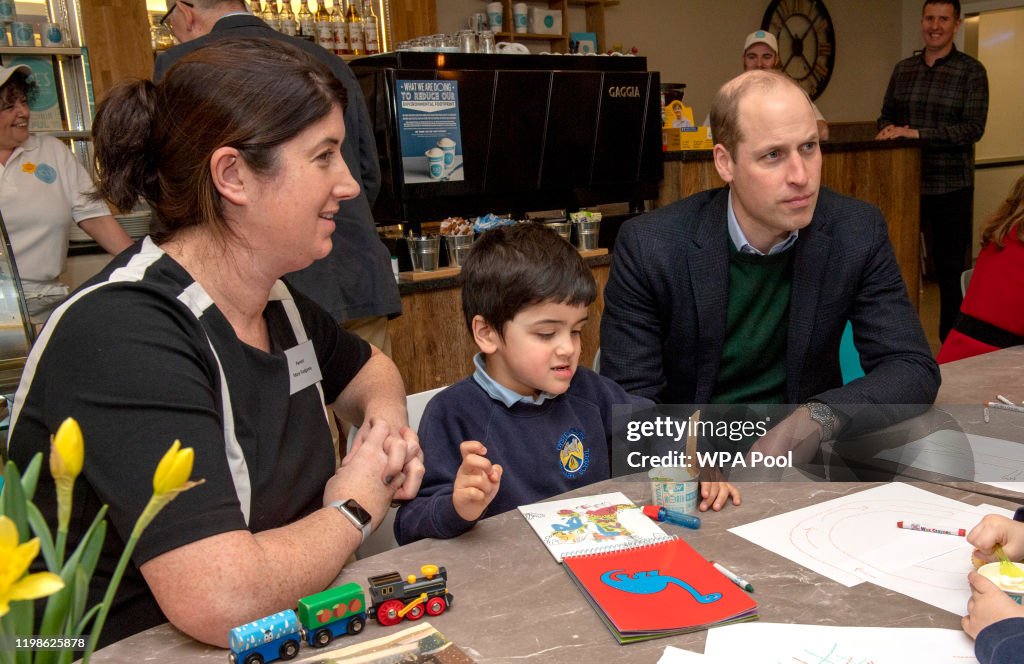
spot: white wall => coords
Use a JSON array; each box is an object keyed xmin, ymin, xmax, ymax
[{"xmin": 437, "ymin": 0, "xmax": 904, "ymax": 123}]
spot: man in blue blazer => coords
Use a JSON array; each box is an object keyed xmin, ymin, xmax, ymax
[
  {"xmin": 601, "ymin": 71, "xmax": 940, "ymax": 463},
  {"xmin": 154, "ymin": 1, "xmax": 401, "ymax": 357}
]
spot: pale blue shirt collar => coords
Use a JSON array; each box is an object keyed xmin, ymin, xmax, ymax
[
  {"xmin": 471, "ymin": 353, "xmax": 556, "ymax": 408},
  {"xmin": 727, "ymin": 191, "xmax": 799, "ymax": 256}
]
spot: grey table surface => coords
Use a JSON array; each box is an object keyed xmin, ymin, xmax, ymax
[{"xmin": 92, "ymin": 347, "xmax": 1024, "ymax": 662}]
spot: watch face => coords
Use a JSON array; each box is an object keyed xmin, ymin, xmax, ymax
[
  {"xmin": 343, "ymin": 499, "xmax": 372, "ymax": 526},
  {"xmin": 762, "ymin": 0, "xmax": 836, "ymax": 100}
]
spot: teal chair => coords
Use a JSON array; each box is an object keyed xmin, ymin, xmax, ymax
[{"xmin": 839, "ymin": 321, "xmax": 864, "ymax": 384}]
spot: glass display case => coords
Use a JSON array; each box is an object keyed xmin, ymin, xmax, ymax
[{"xmin": 0, "ymin": 213, "xmax": 36, "ymax": 397}]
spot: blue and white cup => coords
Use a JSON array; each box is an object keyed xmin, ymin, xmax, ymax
[
  {"xmin": 513, "ymin": 2, "xmax": 527, "ymax": 33},
  {"xmin": 11, "ymin": 21, "xmax": 34, "ymax": 47},
  {"xmin": 437, "ymin": 137, "xmax": 456, "ymax": 168},
  {"xmin": 486, "ymin": 1, "xmax": 503, "ymax": 32},
  {"xmin": 0, "ymin": 0, "xmax": 14, "ymax": 24},
  {"xmin": 648, "ymin": 466, "xmax": 699, "ymax": 514},
  {"xmin": 42, "ymin": 22, "xmax": 64, "ymax": 47},
  {"xmin": 425, "ymin": 147, "xmax": 445, "ymax": 179},
  {"xmin": 979, "ymin": 562, "xmax": 1024, "ymax": 604}
]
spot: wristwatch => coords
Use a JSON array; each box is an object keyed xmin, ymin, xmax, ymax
[
  {"xmin": 328, "ymin": 498, "xmax": 373, "ymax": 544},
  {"xmin": 802, "ymin": 401, "xmax": 837, "ymax": 441}
]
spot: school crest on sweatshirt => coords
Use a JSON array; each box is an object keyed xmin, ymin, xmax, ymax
[{"xmin": 557, "ymin": 428, "xmax": 591, "ymax": 480}]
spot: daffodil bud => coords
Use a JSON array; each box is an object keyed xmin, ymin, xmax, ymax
[
  {"xmin": 152, "ymin": 440, "xmax": 194, "ymax": 496},
  {"xmin": 49, "ymin": 417, "xmax": 84, "ymax": 482}
]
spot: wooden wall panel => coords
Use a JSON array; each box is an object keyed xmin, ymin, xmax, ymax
[
  {"xmin": 388, "ymin": 0, "xmax": 437, "ymax": 44},
  {"xmin": 79, "ymin": 0, "xmax": 153, "ymax": 103}
]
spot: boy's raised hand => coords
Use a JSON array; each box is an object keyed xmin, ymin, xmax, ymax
[
  {"xmin": 968, "ymin": 514, "xmax": 1024, "ymax": 563},
  {"xmin": 453, "ymin": 440, "xmax": 503, "ymax": 522}
]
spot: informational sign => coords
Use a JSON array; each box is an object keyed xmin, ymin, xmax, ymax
[
  {"xmin": 1, "ymin": 55, "xmax": 64, "ymax": 131},
  {"xmin": 396, "ymin": 79, "xmax": 465, "ymax": 185}
]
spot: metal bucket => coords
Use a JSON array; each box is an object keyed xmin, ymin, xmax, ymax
[{"xmin": 573, "ymin": 220, "xmax": 601, "ymax": 251}]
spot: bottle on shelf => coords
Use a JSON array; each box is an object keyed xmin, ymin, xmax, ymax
[
  {"xmin": 250, "ymin": 0, "xmax": 262, "ymax": 16},
  {"xmin": 297, "ymin": 0, "xmax": 315, "ymax": 39},
  {"xmin": 346, "ymin": 0, "xmax": 364, "ymax": 56},
  {"xmin": 262, "ymin": 0, "xmax": 281, "ymax": 31},
  {"xmin": 279, "ymin": 0, "xmax": 297, "ymax": 36},
  {"xmin": 314, "ymin": 0, "xmax": 334, "ymax": 50},
  {"xmin": 332, "ymin": 0, "xmax": 350, "ymax": 56},
  {"xmin": 362, "ymin": 0, "xmax": 379, "ymax": 55}
]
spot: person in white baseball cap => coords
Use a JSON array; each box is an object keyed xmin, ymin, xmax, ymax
[
  {"xmin": 741, "ymin": 30, "xmax": 829, "ymax": 140},
  {"xmin": 0, "ymin": 63, "xmax": 132, "ymax": 325}
]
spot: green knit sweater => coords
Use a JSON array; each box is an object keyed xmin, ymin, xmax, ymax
[{"xmin": 710, "ymin": 245, "xmax": 794, "ymax": 404}]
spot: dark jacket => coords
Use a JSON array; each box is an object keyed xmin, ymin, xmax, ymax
[{"xmin": 600, "ymin": 186, "xmax": 940, "ymax": 438}]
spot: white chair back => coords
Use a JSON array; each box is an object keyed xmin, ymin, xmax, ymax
[{"xmin": 353, "ymin": 385, "xmax": 446, "ymax": 559}]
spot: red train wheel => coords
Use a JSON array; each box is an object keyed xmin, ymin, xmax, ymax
[
  {"xmin": 376, "ymin": 600, "xmax": 404, "ymax": 626},
  {"xmin": 425, "ymin": 597, "xmax": 446, "ymax": 616},
  {"xmin": 405, "ymin": 603, "xmax": 425, "ymax": 621}
]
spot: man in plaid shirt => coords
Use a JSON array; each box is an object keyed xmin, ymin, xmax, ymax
[{"xmin": 876, "ymin": 0, "xmax": 988, "ymax": 342}]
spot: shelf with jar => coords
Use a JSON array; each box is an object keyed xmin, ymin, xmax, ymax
[
  {"xmin": 480, "ymin": 0, "xmax": 617, "ymax": 54},
  {"xmin": 1, "ymin": 0, "xmax": 95, "ymax": 168}
]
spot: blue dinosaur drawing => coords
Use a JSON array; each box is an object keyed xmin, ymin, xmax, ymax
[{"xmin": 600, "ymin": 569, "xmax": 722, "ymax": 604}]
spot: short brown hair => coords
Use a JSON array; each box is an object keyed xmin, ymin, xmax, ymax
[
  {"xmin": 710, "ymin": 70, "xmax": 808, "ymax": 156},
  {"xmin": 92, "ymin": 38, "xmax": 346, "ymax": 244},
  {"xmin": 460, "ymin": 223, "xmax": 597, "ymax": 337}
]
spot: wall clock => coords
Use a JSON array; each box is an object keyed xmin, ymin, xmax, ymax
[{"xmin": 761, "ymin": 0, "xmax": 836, "ymax": 101}]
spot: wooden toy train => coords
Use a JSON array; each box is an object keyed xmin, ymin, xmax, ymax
[{"xmin": 228, "ymin": 564, "xmax": 452, "ymax": 664}]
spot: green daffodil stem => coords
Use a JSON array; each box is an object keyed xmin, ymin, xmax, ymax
[{"xmin": 80, "ymin": 495, "xmax": 160, "ymax": 663}]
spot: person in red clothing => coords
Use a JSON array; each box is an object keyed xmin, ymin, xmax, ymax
[{"xmin": 938, "ymin": 174, "xmax": 1024, "ymax": 363}]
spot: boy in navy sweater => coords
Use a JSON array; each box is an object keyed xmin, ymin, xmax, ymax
[{"xmin": 395, "ymin": 223, "xmax": 740, "ymax": 545}]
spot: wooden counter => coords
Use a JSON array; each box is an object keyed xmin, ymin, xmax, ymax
[
  {"xmin": 389, "ymin": 252, "xmax": 610, "ymax": 394},
  {"xmin": 659, "ymin": 134, "xmax": 922, "ymax": 310}
]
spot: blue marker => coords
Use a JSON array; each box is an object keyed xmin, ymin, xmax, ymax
[{"xmin": 642, "ymin": 505, "xmax": 701, "ymax": 530}]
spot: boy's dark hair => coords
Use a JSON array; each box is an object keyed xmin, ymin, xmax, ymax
[{"xmin": 460, "ymin": 222, "xmax": 597, "ymax": 337}]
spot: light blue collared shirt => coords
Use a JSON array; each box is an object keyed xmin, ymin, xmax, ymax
[
  {"xmin": 471, "ymin": 353, "xmax": 557, "ymax": 408},
  {"xmin": 727, "ymin": 192, "xmax": 799, "ymax": 256}
]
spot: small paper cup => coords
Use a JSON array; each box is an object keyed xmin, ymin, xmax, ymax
[
  {"xmin": 648, "ymin": 466, "xmax": 699, "ymax": 514},
  {"xmin": 979, "ymin": 562, "xmax": 1024, "ymax": 604}
]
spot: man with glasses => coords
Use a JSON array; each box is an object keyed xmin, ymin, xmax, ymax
[{"xmin": 154, "ymin": 1, "xmax": 402, "ymax": 451}]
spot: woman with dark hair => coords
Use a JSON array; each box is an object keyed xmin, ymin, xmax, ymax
[
  {"xmin": 6, "ymin": 39, "xmax": 423, "ymax": 647},
  {"xmin": 938, "ymin": 174, "xmax": 1024, "ymax": 363},
  {"xmin": 0, "ymin": 64, "xmax": 132, "ymax": 324}
]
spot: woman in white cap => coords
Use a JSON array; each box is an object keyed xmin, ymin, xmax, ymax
[{"xmin": 0, "ymin": 64, "xmax": 132, "ymax": 325}]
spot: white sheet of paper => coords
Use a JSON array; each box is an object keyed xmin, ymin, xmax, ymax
[
  {"xmin": 873, "ymin": 430, "xmax": 1024, "ymax": 485},
  {"xmin": 728, "ymin": 483, "xmax": 989, "ymax": 586},
  {"xmin": 703, "ymin": 622, "xmax": 979, "ymax": 664},
  {"xmin": 657, "ymin": 646, "xmax": 718, "ymax": 664},
  {"xmin": 857, "ymin": 503, "xmax": 1015, "ymax": 615}
]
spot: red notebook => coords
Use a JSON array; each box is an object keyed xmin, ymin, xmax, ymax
[{"xmin": 562, "ymin": 536, "xmax": 758, "ymax": 643}]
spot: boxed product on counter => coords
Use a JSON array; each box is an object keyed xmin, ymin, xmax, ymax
[{"xmin": 528, "ymin": 8, "xmax": 562, "ymax": 35}]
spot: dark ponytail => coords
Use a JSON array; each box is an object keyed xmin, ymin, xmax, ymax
[{"xmin": 92, "ymin": 79, "xmax": 159, "ymax": 214}]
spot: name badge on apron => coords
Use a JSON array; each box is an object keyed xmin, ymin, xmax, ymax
[{"xmin": 284, "ymin": 340, "xmax": 323, "ymax": 395}]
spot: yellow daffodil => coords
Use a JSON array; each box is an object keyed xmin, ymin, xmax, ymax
[
  {"xmin": 50, "ymin": 417, "xmax": 84, "ymax": 482},
  {"xmin": 0, "ymin": 515, "xmax": 64, "ymax": 617},
  {"xmin": 152, "ymin": 439, "xmax": 194, "ymax": 496}
]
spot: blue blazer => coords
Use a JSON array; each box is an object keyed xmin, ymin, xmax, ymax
[{"xmin": 600, "ymin": 187, "xmax": 940, "ymax": 438}]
